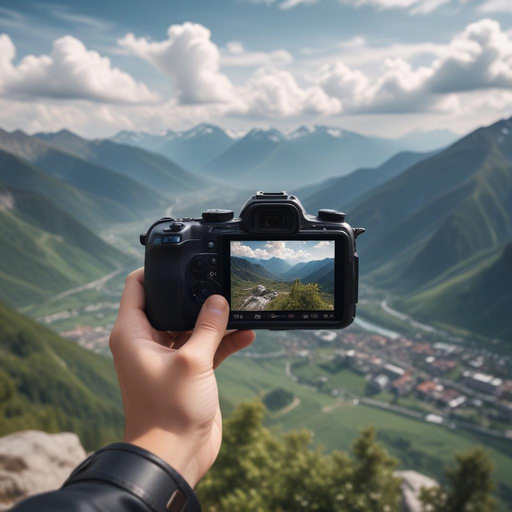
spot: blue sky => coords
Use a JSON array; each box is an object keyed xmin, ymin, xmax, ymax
[
  {"xmin": 231, "ymin": 240, "xmax": 335, "ymax": 262},
  {"xmin": 0, "ymin": 0, "xmax": 511, "ymax": 137}
]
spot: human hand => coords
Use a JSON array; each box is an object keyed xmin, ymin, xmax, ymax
[{"xmin": 109, "ymin": 268, "xmax": 255, "ymax": 488}]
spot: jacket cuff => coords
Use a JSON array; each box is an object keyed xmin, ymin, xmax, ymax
[{"xmin": 63, "ymin": 442, "xmax": 201, "ymax": 512}]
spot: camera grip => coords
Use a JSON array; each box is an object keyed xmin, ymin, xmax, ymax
[{"xmin": 144, "ymin": 240, "xmax": 202, "ymax": 331}]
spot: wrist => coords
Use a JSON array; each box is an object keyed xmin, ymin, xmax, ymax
[{"xmin": 124, "ymin": 429, "xmax": 201, "ymax": 488}]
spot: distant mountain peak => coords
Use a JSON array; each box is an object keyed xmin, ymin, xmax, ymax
[
  {"xmin": 246, "ymin": 128, "xmax": 284, "ymax": 142},
  {"xmin": 180, "ymin": 123, "xmax": 229, "ymax": 140}
]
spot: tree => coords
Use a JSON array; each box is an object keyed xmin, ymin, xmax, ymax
[
  {"xmin": 268, "ymin": 280, "xmax": 332, "ymax": 311},
  {"xmin": 420, "ymin": 447, "xmax": 496, "ymax": 512},
  {"xmin": 263, "ymin": 388, "xmax": 294, "ymax": 412},
  {"xmin": 197, "ymin": 400, "xmax": 401, "ymax": 511}
]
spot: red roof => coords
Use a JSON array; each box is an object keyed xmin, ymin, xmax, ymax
[{"xmin": 417, "ymin": 381, "xmax": 437, "ymax": 394}]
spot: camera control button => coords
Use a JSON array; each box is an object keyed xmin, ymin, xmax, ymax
[
  {"xmin": 317, "ymin": 209, "xmax": 345, "ymax": 222},
  {"xmin": 202, "ymin": 209, "xmax": 234, "ymax": 222},
  {"xmin": 191, "ymin": 257, "xmax": 206, "ymax": 271},
  {"xmin": 169, "ymin": 222, "xmax": 185, "ymax": 231},
  {"xmin": 206, "ymin": 240, "xmax": 216, "ymax": 250},
  {"xmin": 209, "ymin": 256, "xmax": 218, "ymax": 265}
]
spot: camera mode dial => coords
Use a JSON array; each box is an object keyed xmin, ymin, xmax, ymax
[
  {"xmin": 317, "ymin": 209, "xmax": 346, "ymax": 222},
  {"xmin": 192, "ymin": 278, "xmax": 221, "ymax": 301},
  {"xmin": 202, "ymin": 209, "xmax": 234, "ymax": 222}
]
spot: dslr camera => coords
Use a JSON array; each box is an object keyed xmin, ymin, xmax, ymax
[{"xmin": 140, "ymin": 191, "xmax": 364, "ymax": 331}]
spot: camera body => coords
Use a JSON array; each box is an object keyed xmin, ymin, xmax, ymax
[{"xmin": 141, "ymin": 192, "xmax": 364, "ymax": 331}]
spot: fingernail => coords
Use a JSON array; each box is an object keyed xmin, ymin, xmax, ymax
[{"xmin": 207, "ymin": 295, "xmax": 227, "ymax": 315}]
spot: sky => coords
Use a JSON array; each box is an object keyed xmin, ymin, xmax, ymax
[
  {"xmin": 231, "ymin": 240, "xmax": 335, "ymax": 262},
  {"xmin": 0, "ymin": 0, "xmax": 511, "ymax": 138}
]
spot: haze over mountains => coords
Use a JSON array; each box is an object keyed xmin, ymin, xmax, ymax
[
  {"xmin": 0, "ymin": 117, "xmax": 509, "ymax": 339},
  {"xmin": 111, "ymin": 123, "xmax": 458, "ymax": 187}
]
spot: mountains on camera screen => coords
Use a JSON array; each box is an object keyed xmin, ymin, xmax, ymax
[
  {"xmin": 0, "ymin": 117, "xmax": 511, "ymax": 338},
  {"xmin": 231, "ymin": 256, "xmax": 335, "ymax": 312}
]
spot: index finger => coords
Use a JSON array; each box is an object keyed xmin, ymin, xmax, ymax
[{"xmin": 118, "ymin": 267, "xmax": 145, "ymax": 317}]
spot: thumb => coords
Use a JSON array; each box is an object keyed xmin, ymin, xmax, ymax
[{"xmin": 181, "ymin": 295, "xmax": 230, "ymax": 362}]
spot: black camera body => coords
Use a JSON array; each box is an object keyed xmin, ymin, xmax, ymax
[{"xmin": 141, "ymin": 192, "xmax": 364, "ymax": 331}]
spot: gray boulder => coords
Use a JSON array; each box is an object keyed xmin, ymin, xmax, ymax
[
  {"xmin": 396, "ymin": 470, "xmax": 438, "ymax": 512},
  {"xmin": 0, "ymin": 430, "xmax": 86, "ymax": 510}
]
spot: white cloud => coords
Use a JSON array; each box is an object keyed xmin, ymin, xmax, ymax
[
  {"xmin": 239, "ymin": 68, "xmax": 342, "ymax": 116},
  {"xmin": 313, "ymin": 18, "xmax": 512, "ymax": 114},
  {"xmin": 316, "ymin": 62, "xmax": 369, "ymax": 102},
  {"xmin": 314, "ymin": 241, "xmax": 333, "ymax": 248},
  {"xmin": 0, "ymin": 34, "xmax": 159, "ymax": 104},
  {"xmin": 118, "ymin": 22, "xmax": 234, "ymax": 104},
  {"xmin": 222, "ymin": 41, "xmax": 293, "ymax": 67},
  {"xmin": 118, "ymin": 23, "xmax": 339, "ymax": 117},
  {"xmin": 279, "ymin": 0, "xmax": 320, "ymax": 9},
  {"xmin": 428, "ymin": 18, "xmax": 512, "ymax": 93},
  {"xmin": 338, "ymin": 0, "xmax": 450, "ymax": 14},
  {"xmin": 478, "ymin": 0, "xmax": 512, "ymax": 13},
  {"xmin": 244, "ymin": 0, "xmax": 319, "ymax": 8},
  {"xmin": 231, "ymin": 241, "xmax": 313, "ymax": 260}
]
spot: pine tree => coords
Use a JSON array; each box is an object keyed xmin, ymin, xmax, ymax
[{"xmin": 420, "ymin": 447, "xmax": 496, "ymax": 512}]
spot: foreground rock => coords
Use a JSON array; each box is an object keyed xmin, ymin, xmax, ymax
[
  {"xmin": 239, "ymin": 285, "xmax": 279, "ymax": 310},
  {"xmin": 0, "ymin": 430, "xmax": 87, "ymax": 510},
  {"xmin": 396, "ymin": 470, "xmax": 438, "ymax": 512}
]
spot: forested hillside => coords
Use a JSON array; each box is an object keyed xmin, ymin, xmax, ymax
[{"xmin": 0, "ymin": 302, "xmax": 123, "ymax": 450}]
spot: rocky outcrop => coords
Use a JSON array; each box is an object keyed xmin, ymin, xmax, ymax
[
  {"xmin": 239, "ymin": 285, "xmax": 279, "ymax": 310},
  {"xmin": 0, "ymin": 430, "xmax": 86, "ymax": 510},
  {"xmin": 396, "ymin": 470, "xmax": 438, "ymax": 512}
]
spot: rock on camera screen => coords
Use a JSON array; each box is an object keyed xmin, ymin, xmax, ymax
[{"xmin": 230, "ymin": 240, "xmax": 335, "ymax": 313}]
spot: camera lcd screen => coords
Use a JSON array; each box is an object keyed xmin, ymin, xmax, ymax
[{"xmin": 229, "ymin": 240, "xmax": 335, "ymax": 317}]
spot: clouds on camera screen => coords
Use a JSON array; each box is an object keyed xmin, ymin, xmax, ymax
[{"xmin": 231, "ymin": 240, "xmax": 334, "ymax": 261}]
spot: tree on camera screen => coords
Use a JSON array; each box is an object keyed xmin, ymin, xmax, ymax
[{"xmin": 230, "ymin": 240, "xmax": 335, "ymax": 311}]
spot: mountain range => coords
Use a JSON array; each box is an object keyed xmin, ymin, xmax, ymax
[
  {"xmin": 234, "ymin": 256, "xmax": 334, "ymax": 292},
  {"xmin": 35, "ymin": 129, "xmax": 209, "ymax": 194},
  {"xmin": 0, "ymin": 301, "xmax": 123, "ymax": 449},
  {"xmin": 0, "ymin": 128, "xmax": 166, "ymax": 225},
  {"xmin": 110, "ymin": 124, "xmax": 458, "ymax": 188}
]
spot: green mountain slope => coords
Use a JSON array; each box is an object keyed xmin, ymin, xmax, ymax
[
  {"xmin": 0, "ymin": 149, "xmax": 125, "ymax": 229},
  {"xmin": 299, "ymin": 150, "xmax": 432, "ymax": 214},
  {"xmin": 231, "ymin": 257, "xmax": 281, "ymax": 282},
  {"xmin": 0, "ymin": 128, "xmax": 166, "ymax": 222},
  {"xmin": 36, "ymin": 129, "xmax": 210, "ymax": 193},
  {"xmin": 301, "ymin": 259, "xmax": 335, "ymax": 294},
  {"xmin": 0, "ymin": 185, "xmax": 127, "ymax": 307},
  {"xmin": 348, "ymin": 116, "xmax": 512, "ymax": 339},
  {"xmin": 353, "ymin": 118, "xmax": 512, "ymax": 280},
  {"xmin": 402, "ymin": 241, "xmax": 512, "ymax": 339},
  {"xmin": 0, "ymin": 302, "xmax": 123, "ymax": 450}
]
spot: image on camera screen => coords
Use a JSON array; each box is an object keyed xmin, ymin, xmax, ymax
[{"xmin": 230, "ymin": 240, "xmax": 335, "ymax": 312}]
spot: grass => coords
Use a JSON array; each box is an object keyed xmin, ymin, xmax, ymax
[{"xmin": 293, "ymin": 362, "xmax": 368, "ymax": 395}]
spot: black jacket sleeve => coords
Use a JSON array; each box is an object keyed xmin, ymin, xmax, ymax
[{"xmin": 10, "ymin": 442, "xmax": 201, "ymax": 512}]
